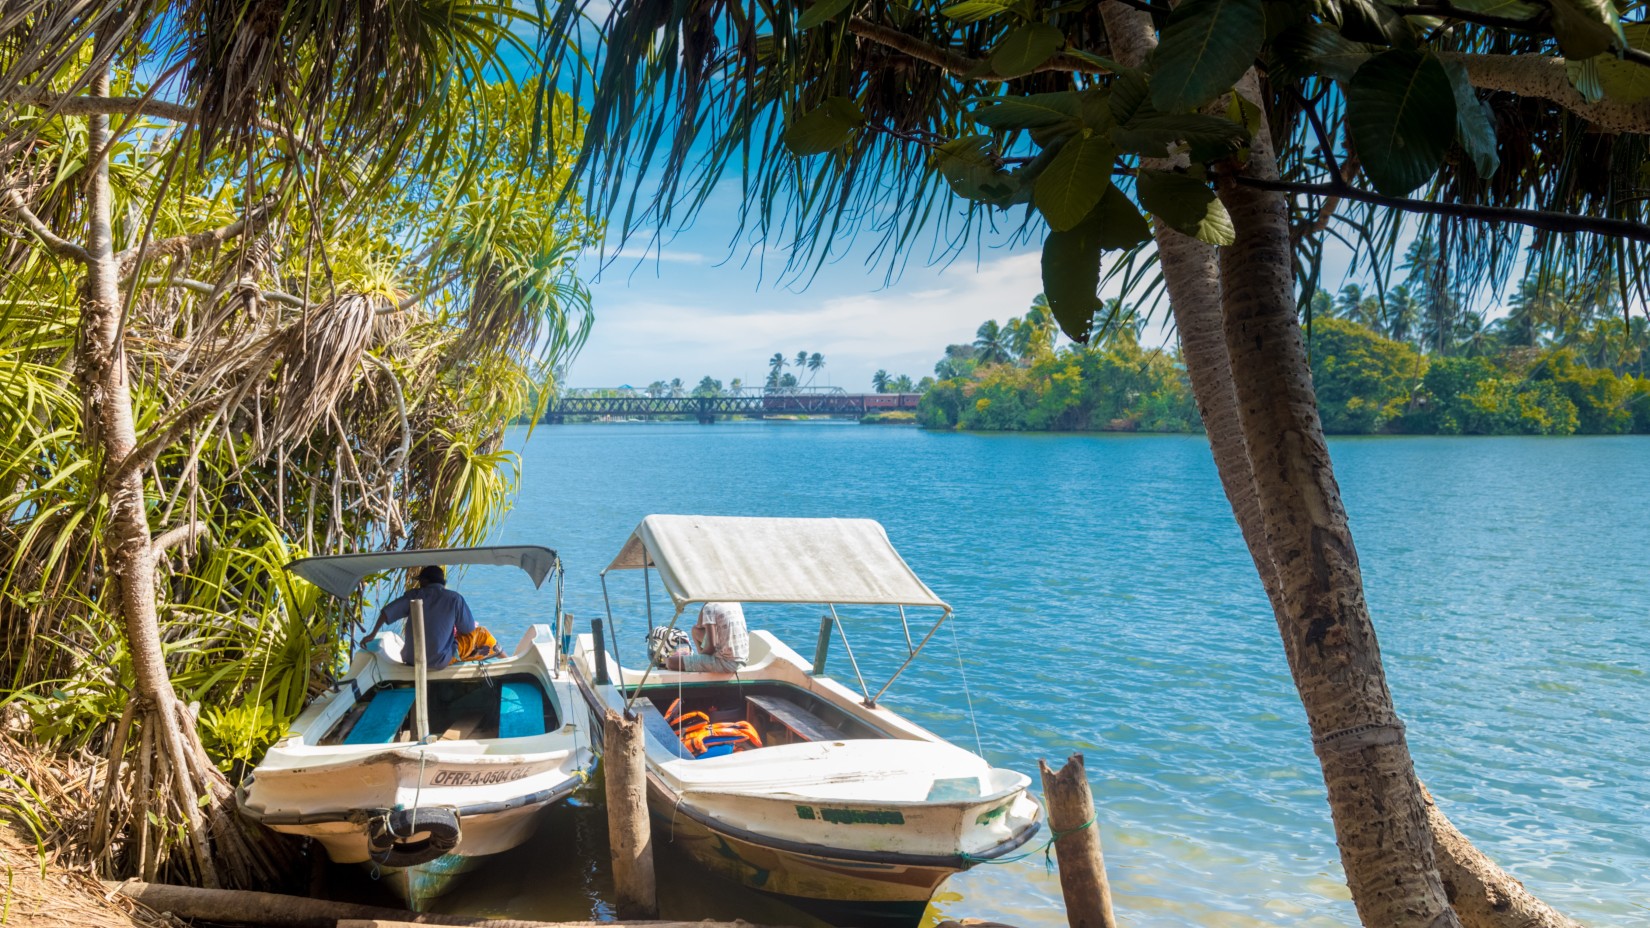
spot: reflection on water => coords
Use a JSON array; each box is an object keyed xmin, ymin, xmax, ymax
[{"xmin": 335, "ymin": 426, "xmax": 1648, "ymax": 927}]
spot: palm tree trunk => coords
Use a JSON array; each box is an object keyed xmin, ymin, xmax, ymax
[
  {"xmin": 79, "ymin": 63, "xmax": 275, "ymax": 890},
  {"xmin": 1100, "ymin": 11, "xmax": 1575, "ymax": 928},
  {"xmin": 1214, "ymin": 90, "xmax": 1458, "ymax": 928}
]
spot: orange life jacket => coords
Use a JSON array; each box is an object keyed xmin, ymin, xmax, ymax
[{"xmin": 663, "ymin": 699, "xmax": 763, "ymax": 756}]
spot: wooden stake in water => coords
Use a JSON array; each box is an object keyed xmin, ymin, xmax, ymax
[
  {"xmin": 604, "ymin": 708, "xmax": 657, "ymax": 919},
  {"xmin": 409, "ymin": 598, "xmax": 430, "ymax": 742},
  {"xmin": 1040, "ymin": 753, "xmax": 1117, "ymax": 928}
]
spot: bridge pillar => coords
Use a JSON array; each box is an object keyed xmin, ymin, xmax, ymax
[{"xmin": 696, "ymin": 397, "xmax": 716, "ymax": 424}]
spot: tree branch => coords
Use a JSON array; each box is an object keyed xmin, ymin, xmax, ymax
[
  {"xmin": 1393, "ymin": 4, "xmax": 1650, "ymax": 68},
  {"xmin": 847, "ymin": 18, "xmax": 1109, "ymax": 80},
  {"xmin": 1236, "ymin": 175, "xmax": 1650, "ymax": 243},
  {"xmin": 117, "ymin": 196, "xmax": 278, "ymax": 273},
  {"xmin": 8, "ymin": 92, "xmax": 316, "ymax": 152},
  {"xmin": 151, "ymin": 521, "xmax": 207, "ymax": 562},
  {"xmin": 1447, "ymin": 52, "xmax": 1650, "ymax": 133},
  {"xmin": 138, "ymin": 275, "xmax": 311, "ymax": 309},
  {"xmin": 1, "ymin": 189, "xmax": 92, "ymax": 262}
]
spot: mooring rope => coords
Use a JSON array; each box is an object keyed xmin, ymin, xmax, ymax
[
  {"xmin": 960, "ymin": 794, "xmax": 1098, "ymax": 866},
  {"xmin": 947, "ymin": 617, "xmax": 985, "ymax": 759}
]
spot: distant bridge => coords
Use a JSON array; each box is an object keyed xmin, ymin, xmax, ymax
[{"xmin": 545, "ymin": 390, "xmax": 922, "ymax": 423}]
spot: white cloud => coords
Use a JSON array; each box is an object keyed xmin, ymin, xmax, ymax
[{"xmin": 570, "ymin": 252, "xmax": 1049, "ymax": 389}]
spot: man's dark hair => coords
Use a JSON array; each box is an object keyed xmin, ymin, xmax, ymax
[{"xmin": 418, "ymin": 565, "xmax": 446, "ymax": 586}]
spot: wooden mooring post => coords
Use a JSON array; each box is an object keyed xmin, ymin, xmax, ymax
[
  {"xmin": 604, "ymin": 707, "xmax": 657, "ymax": 919},
  {"xmin": 1040, "ymin": 754, "xmax": 1117, "ymax": 928}
]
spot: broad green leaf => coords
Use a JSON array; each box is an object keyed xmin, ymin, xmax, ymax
[
  {"xmin": 1150, "ymin": 0, "xmax": 1266, "ymax": 112},
  {"xmin": 1062, "ymin": 49, "xmax": 1126, "ymax": 73},
  {"xmin": 1041, "ymin": 188, "xmax": 1151, "ymax": 342},
  {"xmin": 932, "ymin": 135, "xmax": 1017, "ymax": 204},
  {"xmin": 782, "ymin": 97, "xmax": 864, "ymax": 156},
  {"xmin": 1346, "ymin": 50, "xmax": 1456, "ymax": 196},
  {"xmin": 1548, "ymin": 0, "xmax": 1626, "ymax": 59},
  {"xmin": 1034, "ymin": 130, "xmax": 1116, "ymax": 232},
  {"xmin": 1272, "ymin": 23, "xmax": 1371, "ymax": 84},
  {"xmin": 799, "ymin": 0, "xmax": 856, "ymax": 30},
  {"xmin": 971, "ymin": 92, "xmax": 1083, "ymax": 131},
  {"xmin": 1136, "ymin": 169, "xmax": 1235, "ymax": 245},
  {"xmin": 1111, "ymin": 114, "xmax": 1249, "ymax": 160},
  {"xmin": 1565, "ymin": 25, "xmax": 1650, "ymax": 102},
  {"xmin": 1567, "ymin": 55, "xmax": 1606, "ymax": 104},
  {"xmin": 1439, "ymin": 57, "xmax": 1499, "ymax": 177},
  {"xmin": 1448, "ymin": 0, "xmax": 1542, "ymax": 18},
  {"xmin": 1327, "ymin": 0, "xmax": 1414, "ymax": 46},
  {"xmin": 991, "ymin": 23, "xmax": 1066, "ymax": 79},
  {"xmin": 942, "ymin": 0, "xmax": 1019, "ymax": 23},
  {"xmin": 1109, "ymin": 69, "xmax": 1152, "ymax": 124}
]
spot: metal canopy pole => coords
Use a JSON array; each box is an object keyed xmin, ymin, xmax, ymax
[{"xmin": 409, "ymin": 598, "xmax": 431, "ymax": 741}]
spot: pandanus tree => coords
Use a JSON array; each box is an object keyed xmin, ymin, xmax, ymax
[
  {"xmin": 543, "ymin": 0, "xmax": 1650, "ymax": 922},
  {"xmin": 0, "ymin": 3, "xmax": 592, "ymax": 887}
]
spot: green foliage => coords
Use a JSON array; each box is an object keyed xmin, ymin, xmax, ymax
[
  {"xmin": 0, "ymin": 66, "xmax": 595, "ymax": 786},
  {"xmin": 1308, "ymin": 318, "xmax": 1423, "ymax": 433},
  {"xmin": 199, "ymin": 704, "xmax": 284, "ymax": 778},
  {"xmin": 1136, "ymin": 169, "xmax": 1236, "ymax": 245},
  {"xmin": 918, "ymin": 324, "xmax": 1199, "ymax": 432},
  {"xmin": 1346, "ymin": 50, "xmax": 1457, "ymax": 196},
  {"xmin": 1149, "ymin": 0, "xmax": 1267, "ymax": 112}
]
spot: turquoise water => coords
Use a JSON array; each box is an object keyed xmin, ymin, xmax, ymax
[{"xmin": 433, "ymin": 423, "xmax": 1649, "ymax": 927}]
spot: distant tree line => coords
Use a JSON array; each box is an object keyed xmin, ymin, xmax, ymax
[
  {"xmin": 917, "ymin": 280, "xmax": 1650, "ymax": 436},
  {"xmin": 918, "ymin": 297, "xmax": 1201, "ymax": 432}
]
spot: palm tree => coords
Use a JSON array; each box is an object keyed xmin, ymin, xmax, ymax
[
  {"xmin": 669, "ymin": 377, "xmax": 685, "ymax": 397},
  {"xmin": 871, "ymin": 369, "xmax": 890, "ymax": 393},
  {"xmin": 0, "ymin": 11, "xmax": 592, "ymax": 890},
  {"xmin": 973, "ymin": 320, "xmax": 1013, "ymax": 365},
  {"xmin": 1385, "ymin": 285, "xmax": 1423, "ymax": 345},
  {"xmin": 891, "ymin": 374, "xmax": 915, "ymax": 392},
  {"xmin": 541, "ymin": 0, "xmax": 1620, "ymax": 919},
  {"xmin": 646, "ymin": 380, "xmax": 668, "ymax": 398},
  {"xmin": 767, "ymin": 352, "xmax": 787, "ymax": 392},
  {"xmin": 795, "ymin": 350, "xmax": 810, "ymax": 378},
  {"xmin": 807, "ymin": 352, "xmax": 825, "ymax": 385},
  {"xmin": 730, "ymin": 377, "xmax": 744, "ymax": 393}
]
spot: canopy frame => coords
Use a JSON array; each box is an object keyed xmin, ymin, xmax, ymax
[
  {"xmin": 598, "ymin": 516, "xmax": 952, "ymax": 709},
  {"xmin": 285, "ymin": 544, "xmax": 564, "ymax": 677}
]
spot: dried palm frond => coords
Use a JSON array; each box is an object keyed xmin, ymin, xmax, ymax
[{"xmin": 268, "ymin": 290, "xmax": 385, "ymax": 448}]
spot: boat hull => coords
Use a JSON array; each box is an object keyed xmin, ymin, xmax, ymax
[
  {"xmin": 570, "ymin": 631, "xmax": 1041, "ymax": 927},
  {"xmin": 240, "ymin": 625, "xmax": 595, "ymax": 910}
]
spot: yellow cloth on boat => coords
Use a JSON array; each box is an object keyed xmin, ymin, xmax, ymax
[{"xmin": 455, "ymin": 626, "xmax": 503, "ymax": 662}]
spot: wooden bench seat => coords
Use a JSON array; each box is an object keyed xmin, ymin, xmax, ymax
[{"xmin": 746, "ymin": 694, "xmax": 840, "ymax": 743}]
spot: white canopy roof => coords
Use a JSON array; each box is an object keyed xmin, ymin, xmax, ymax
[
  {"xmin": 604, "ymin": 515, "xmax": 948, "ymax": 613},
  {"xmin": 286, "ymin": 545, "xmax": 559, "ymax": 598}
]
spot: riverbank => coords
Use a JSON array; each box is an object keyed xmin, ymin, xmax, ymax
[{"xmin": 0, "ymin": 823, "xmax": 160, "ymax": 928}]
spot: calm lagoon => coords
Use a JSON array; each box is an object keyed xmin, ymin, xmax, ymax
[{"xmin": 423, "ymin": 423, "xmax": 1649, "ymax": 927}]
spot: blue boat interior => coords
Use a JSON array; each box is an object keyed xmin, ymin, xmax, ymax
[{"xmin": 323, "ymin": 674, "xmax": 557, "ymax": 745}]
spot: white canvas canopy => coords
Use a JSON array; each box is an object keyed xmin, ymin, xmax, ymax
[
  {"xmin": 287, "ymin": 545, "xmax": 559, "ymax": 599},
  {"xmin": 604, "ymin": 515, "xmax": 948, "ymax": 614}
]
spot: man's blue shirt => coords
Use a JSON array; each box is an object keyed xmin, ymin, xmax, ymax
[{"xmin": 379, "ymin": 583, "xmax": 475, "ymax": 669}]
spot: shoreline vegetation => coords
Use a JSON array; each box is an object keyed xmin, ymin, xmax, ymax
[{"xmin": 914, "ymin": 290, "xmax": 1650, "ymax": 436}]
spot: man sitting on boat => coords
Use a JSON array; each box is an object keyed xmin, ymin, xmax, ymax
[
  {"xmin": 372, "ymin": 566, "xmax": 503, "ymax": 668},
  {"xmin": 664, "ymin": 600, "xmax": 748, "ymax": 673}
]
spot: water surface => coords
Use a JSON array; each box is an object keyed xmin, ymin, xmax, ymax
[{"xmin": 425, "ymin": 424, "xmax": 1649, "ymax": 926}]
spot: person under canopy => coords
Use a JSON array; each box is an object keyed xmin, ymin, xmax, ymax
[
  {"xmin": 371, "ymin": 565, "xmax": 503, "ymax": 668},
  {"xmin": 664, "ymin": 601, "xmax": 748, "ymax": 673}
]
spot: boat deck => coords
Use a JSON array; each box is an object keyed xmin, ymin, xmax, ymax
[{"xmin": 323, "ymin": 674, "xmax": 557, "ymax": 745}]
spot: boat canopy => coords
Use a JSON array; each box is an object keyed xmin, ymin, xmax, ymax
[
  {"xmin": 604, "ymin": 515, "xmax": 949, "ymax": 614},
  {"xmin": 287, "ymin": 545, "xmax": 559, "ymax": 599}
]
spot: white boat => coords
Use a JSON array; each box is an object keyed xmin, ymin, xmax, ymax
[
  {"xmin": 569, "ymin": 516, "xmax": 1042, "ymax": 927},
  {"xmin": 237, "ymin": 546, "xmax": 596, "ymax": 910}
]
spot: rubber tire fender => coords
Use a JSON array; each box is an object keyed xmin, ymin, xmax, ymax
[{"xmin": 367, "ymin": 807, "xmax": 461, "ymax": 868}]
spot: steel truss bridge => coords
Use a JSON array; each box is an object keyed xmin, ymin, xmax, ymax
[{"xmin": 544, "ymin": 391, "xmax": 922, "ymax": 423}]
